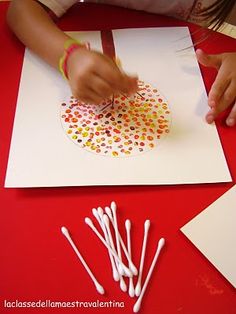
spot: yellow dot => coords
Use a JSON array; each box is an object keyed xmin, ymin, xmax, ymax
[
  {"xmin": 82, "ymin": 132, "xmax": 88, "ymax": 137},
  {"xmin": 72, "ymin": 135, "xmax": 78, "ymax": 140},
  {"xmin": 85, "ymin": 141, "xmax": 91, "ymax": 146}
]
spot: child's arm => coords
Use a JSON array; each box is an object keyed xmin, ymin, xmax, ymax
[
  {"xmin": 196, "ymin": 49, "xmax": 236, "ymax": 127},
  {"xmin": 7, "ymin": 0, "xmax": 137, "ymax": 104}
]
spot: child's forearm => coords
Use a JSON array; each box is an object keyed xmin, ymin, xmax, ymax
[
  {"xmin": 7, "ymin": 0, "xmax": 138, "ymax": 104},
  {"xmin": 7, "ymin": 0, "xmax": 69, "ymax": 69}
]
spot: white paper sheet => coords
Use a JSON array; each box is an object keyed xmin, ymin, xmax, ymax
[
  {"xmin": 5, "ymin": 27, "xmax": 231, "ymax": 187},
  {"xmin": 181, "ymin": 185, "xmax": 236, "ymax": 288}
]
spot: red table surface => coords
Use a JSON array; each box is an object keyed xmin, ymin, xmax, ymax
[{"xmin": 0, "ymin": 2, "xmax": 236, "ymax": 314}]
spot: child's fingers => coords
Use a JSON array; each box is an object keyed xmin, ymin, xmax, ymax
[
  {"xmin": 87, "ymin": 74, "xmax": 115, "ymax": 99},
  {"xmin": 226, "ymin": 103, "xmax": 236, "ymax": 126},
  {"xmin": 71, "ymin": 85, "xmax": 104, "ymax": 104},
  {"xmin": 206, "ymin": 82, "xmax": 236, "ymax": 124},
  {"xmin": 223, "ymin": 80, "xmax": 236, "ymax": 105},
  {"xmin": 208, "ymin": 69, "xmax": 230, "ymax": 108},
  {"xmin": 205, "ymin": 107, "xmax": 217, "ymax": 124},
  {"xmin": 196, "ymin": 49, "xmax": 221, "ymax": 69},
  {"xmin": 94, "ymin": 58, "xmax": 138, "ymax": 94}
]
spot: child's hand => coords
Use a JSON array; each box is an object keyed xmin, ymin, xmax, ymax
[
  {"xmin": 67, "ymin": 48, "xmax": 138, "ymax": 104},
  {"xmin": 196, "ymin": 49, "xmax": 236, "ymax": 126}
]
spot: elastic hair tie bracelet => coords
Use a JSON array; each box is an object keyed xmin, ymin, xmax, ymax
[{"xmin": 59, "ymin": 38, "xmax": 90, "ymax": 80}]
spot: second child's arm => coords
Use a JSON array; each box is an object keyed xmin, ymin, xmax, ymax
[{"xmin": 7, "ymin": 0, "xmax": 138, "ymax": 104}]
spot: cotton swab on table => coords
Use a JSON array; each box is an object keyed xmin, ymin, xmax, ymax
[
  {"xmin": 103, "ymin": 214, "xmax": 127, "ymax": 292},
  {"xmin": 105, "ymin": 206, "xmax": 138, "ymax": 276},
  {"xmin": 135, "ymin": 220, "xmax": 150, "ymax": 297},
  {"xmin": 92, "ymin": 208, "xmax": 119, "ymax": 282},
  {"xmin": 133, "ymin": 238, "xmax": 165, "ymax": 313},
  {"xmin": 85, "ymin": 217, "xmax": 132, "ymax": 277},
  {"xmin": 61, "ymin": 226, "xmax": 105, "ymax": 295},
  {"xmin": 110, "ymin": 201, "xmax": 124, "ymax": 276},
  {"xmin": 125, "ymin": 219, "xmax": 135, "ymax": 297}
]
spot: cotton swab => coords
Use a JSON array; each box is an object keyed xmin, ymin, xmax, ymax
[
  {"xmin": 133, "ymin": 238, "xmax": 165, "ymax": 313},
  {"xmin": 125, "ymin": 219, "xmax": 135, "ymax": 297},
  {"xmin": 105, "ymin": 206, "xmax": 138, "ymax": 276},
  {"xmin": 135, "ymin": 220, "xmax": 150, "ymax": 297},
  {"xmin": 85, "ymin": 217, "xmax": 132, "ymax": 277},
  {"xmin": 61, "ymin": 226, "xmax": 105, "ymax": 295},
  {"xmin": 103, "ymin": 214, "xmax": 127, "ymax": 292},
  {"xmin": 110, "ymin": 201, "xmax": 125, "ymax": 276},
  {"xmin": 92, "ymin": 208, "xmax": 119, "ymax": 282}
]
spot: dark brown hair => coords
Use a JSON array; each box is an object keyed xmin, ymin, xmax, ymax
[{"xmin": 194, "ymin": 0, "xmax": 236, "ymax": 30}]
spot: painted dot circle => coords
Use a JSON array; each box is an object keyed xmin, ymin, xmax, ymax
[{"xmin": 60, "ymin": 81, "xmax": 171, "ymax": 157}]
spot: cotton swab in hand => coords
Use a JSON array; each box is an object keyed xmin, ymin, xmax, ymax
[
  {"xmin": 85, "ymin": 217, "xmax": 132, "ymax": 277},
  {"xmin": 105, "ymin": 206, "xmax": 138, "ymax": 276},
  {"xmin": 125, "ymin": 219, "xmax": 135, "ymax": 297},
  {"xmin": 92, "ymin": 208, "xmax": 119, "ymax": 282},
  {"xmin": 103, "ymin": 214, "xmax": 127, "ymax": 292},
  {"xmin": 61, "ymin": 226, "xmax": 105, "ymax": 295},
  {"xmin": 133, "ymin": 238, "xmax": 165, "ymax": 313},
  {"xmin": 135, "ymin": 220, "xmax": 150, "ymax": 297}
]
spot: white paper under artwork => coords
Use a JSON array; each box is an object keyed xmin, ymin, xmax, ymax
[
  {"xmin": 5, "ymin": 27, "xmax": 231, "ymax": 187},
  {"xmin": 181, "ymin": 185, "xmax": 236, "ymax": 288}
]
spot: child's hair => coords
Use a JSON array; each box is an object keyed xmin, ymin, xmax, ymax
[{"xmin": 193, "ymin": 0, "xmax": 235, "ymax": 30}]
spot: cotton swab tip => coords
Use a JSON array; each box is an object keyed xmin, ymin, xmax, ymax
[
  {"xmin": 158, "ymin": 237, "xmax": 165, "ymax": 249},
  {"xmin": 92, "ymin": 208, "xmax": 98, "ymax": 216},
  {"xmin": 130, "ymin": 264, "xmax": 138, "ymax": 276},
  {"xmin": 120, "ymin": 279, "xmax": 127, "ymax": 292},
  {"xmin": 97, "ymin": 207, "xmax": 104, "ymax": 216},
  {"xmin": 125, "ymin": 219, "xmax": 131, "ymax": 230},
  {"xmin": 110, "ymin": 201, "xmax": 117, "ymax": 212},
  {"xmin": 105, "ymin": 206, "xmax": 112, "ymax": 216},
  {"xmin": 85, "ymin": 217, "xmax": 93, "ymax": 226},
  {"xmin": 95, "ymin": 283, "xmax": 105, "ymax": 295},
  {"xmin": 124, "ymin": 266, "xmax": 133, "ymax": 277},
  {"xmin": 129, "ymin": 282, "xmax": 135, "ymax": 298},
  {"xmin": 144, "ymin": 219, "xmax": 150, "ymax": 231},
  {"xmin": 113, "ymin": 269, "xmax": 119, "ymax": 282},
  {"xmin": 135, "ymin": 282, "xmax": 141, "ymax": 297},
  {"xmin": 103, "ymin": 214, "xmax": 110, "ymax": 226},
  {"xmin": 133, "ymin": 299, "xmax": 141, "ymax": 313},
  {"xmin": 61, "ymin": 226, "xmax": 69, "ymax": 237}
]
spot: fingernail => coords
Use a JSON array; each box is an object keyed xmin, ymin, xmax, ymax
[
  {"xmin": 209, "ymin": 100, "xmax": 216, "ymax": 107},
  {"xmin": 226, "ymin": 118, "xmax": 235, "ymax": 127},
  {"xmin": 206, "ymin": 114, "xmax": 214, "ymax": 124}
]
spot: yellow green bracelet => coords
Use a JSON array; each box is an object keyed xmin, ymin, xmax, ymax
[{"xmin": 59, "ymin": 38, "xmax": 90, "ymax": 80}]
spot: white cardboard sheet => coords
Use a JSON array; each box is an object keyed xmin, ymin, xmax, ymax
[
  {"xmin": 181, "ymin": 185, "xmax": 236, "ymax": 288},
  {"xmin": 5, "ymin": 28, "xmax": 231, "ymax": 187}
]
